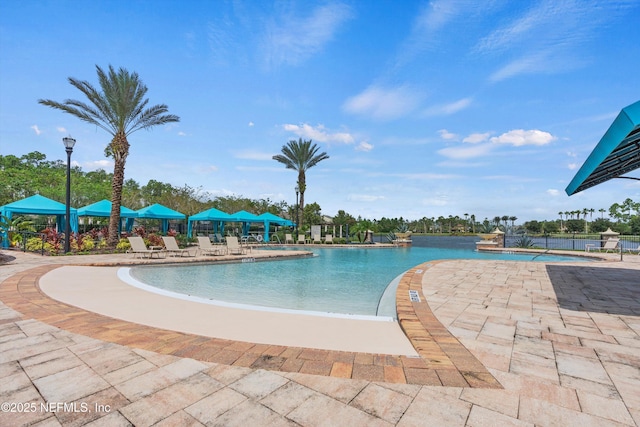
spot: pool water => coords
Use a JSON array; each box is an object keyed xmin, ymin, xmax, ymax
[{"xmin": 128, "ymin": 246, "xmax": 589, "ymax": 317}]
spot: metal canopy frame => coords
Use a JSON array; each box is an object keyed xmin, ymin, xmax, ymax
[{"xmin": 565, "ymin": 100, "xmax": 640, "ymax": 195}]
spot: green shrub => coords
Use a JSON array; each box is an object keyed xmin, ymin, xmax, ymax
[
  {"xmin": 25, "ymin": 237, "xmax": 55, "ymax": 254},
  {"xmin": 116, "ymin": 238, "xmax": 131, "ymax": 252},
  {"xmin": 81, "ymin": 239, "xmax": 95, "ymax": 251}
]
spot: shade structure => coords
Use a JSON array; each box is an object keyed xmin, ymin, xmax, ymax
[
  {"xmin": 136, "ymin": 203, "xmax": 186, "ymax": 233},
  {"xmin": 77, "ymin": 199, "xmax": 137, "ymax": 217},
  {"xmin": 566, "ymin": 100, "xmax": 640, "ymax": 195},
  {"xmin": 77, "ymin": 199, "xmax": 137, "ymax": 233},
  {"xmin": 0, "ymin": 194, "xmax": 78, "ymax": 248},
  {"xmin": 256, "ymin": 212, "xmax": 294, "ymax": 242},
  {"xmin": 231, "ymin": 210, "xmax": 262, "ymax": 239},
  {"xmin": 187, "ymin": 207, "xmax": 235, "ymax": 237}
]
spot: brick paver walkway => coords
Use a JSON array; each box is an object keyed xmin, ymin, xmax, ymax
[{"xmin": 1, "ymin": 250, "xmax": 638, "ymax": 426}]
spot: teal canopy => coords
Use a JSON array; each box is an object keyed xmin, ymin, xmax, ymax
[
  {"xmin": 136, "ymin": 204, "xmax": 186, "ymax": 233},
  {"xmin": 78, "ymin": 199, "xmax": 137, "ymax": 233},
  {"xmin": 566, "ymin": 100, "xmax": 640, "ymax": 195},
  {"xmin": 187, "ymin": 207, "xmax": 234, "ymax": 237},
  {"xmin": 78, "ymin": 199, "xmax": 137, "ymax": 218},
  {"xmin": 0, "ymin": 194, "xmax": 78, "ymax": 248},
  {"xmin": 257, "ymin": 212, "xmax": 294, "ymax": 242},
  {"xmin": 231, "ymin": 210, "xmax": 262, "ymax": 239}
]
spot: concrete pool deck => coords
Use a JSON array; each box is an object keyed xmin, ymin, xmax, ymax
[{"xmin": 1, "ymin": 249, "xmax": 639, "ymax": 426}]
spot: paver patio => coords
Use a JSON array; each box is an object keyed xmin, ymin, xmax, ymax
[{"xmin": 1, "ymin": 249, "xmax": 638, "ymax": 426}]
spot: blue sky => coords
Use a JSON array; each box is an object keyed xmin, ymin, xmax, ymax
[{"xmin": 1, "ymin": 0, "xmax": 639, "ymax": 223}]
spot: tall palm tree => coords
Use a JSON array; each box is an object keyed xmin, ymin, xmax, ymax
[
  {"xmin": 272, "ymin": 138, "xmax": 329, "ymax": 230},
  {"xmin": 39, "ymin": 65, "xmax": 180, "ymax": 245}
]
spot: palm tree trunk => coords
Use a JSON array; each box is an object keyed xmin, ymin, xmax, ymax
[
  {"xmin": 298, "ymin": 171, "xmax": 306, "ymax": 230},
  {"xmin": 107, "ymin": 133, "xmax": 130, "ymax": 246}
]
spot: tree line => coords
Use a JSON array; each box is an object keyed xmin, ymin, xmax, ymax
[{"xmin": 3, "ymin": 151, "xmax": 639, "ymax": 236}]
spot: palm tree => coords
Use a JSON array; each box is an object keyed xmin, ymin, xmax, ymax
[
  {"xmin": 272, "ymin": 138, "xmax": 329, "ymax": 230},
  {"xmin": 39, "ymin": 65, "xmax": 180, "ymax": 245}
]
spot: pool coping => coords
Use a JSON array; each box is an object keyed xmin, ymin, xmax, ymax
[{"xmin": 0, "ymin": 257, "xmax": 501, "ymax": 387}]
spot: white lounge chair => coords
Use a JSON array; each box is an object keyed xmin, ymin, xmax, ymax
[
  {"xmin": 324, "ymin": 234, "xmax": 333, "ymax": 244},
  {"xmin": 312, "ymin": 233, "xmax": 322, "ymax": 244},
  {"xmin": 162, "ymin": 236, "xmax": 195, "ymax": 257},
  {"xmin": 297, "ymin": 234, "xmax": 306, "ymax": 244},
  {"xmin": 285, "ymin": 233, "xmax": 294, "ymax": 244},
  {"xmin": 626, "ymin": 244, "xmax": 639, "ymax": 255},
  {"xmin": 197, "ymin": 236, "xmax": 224, "ymax": 256},
  {"xmin": 128, "ymin": 236, "xmax": 166, "ymax": 259},
  {"xmin": 225, "ymin": 236, "xmax": 247, "ymax": 255},
  {"xmin": 600, "ymin": 238, "xmax": 620, "ymax": 253}
]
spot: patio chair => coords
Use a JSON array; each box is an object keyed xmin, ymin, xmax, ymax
[
  {"xmin": 324, "ymin": 234, "xmax": 333, "ymax": 244},
  {"xmin": 197, "ymin": 236, "xmax": 225, "ymax": 256},
  {"xmin": 161, "ymin": 236, "xmax": 195, "ymax": 257},
  {"xmin": 600, "ymin": 238, "xmax": 620, "ymax": 253},
  {"xmin": 626, "ymin": 244, "xmax": 640, "ymax": 255},
  {"xmin": 312, "ymin": 233, "xmax": 322, "ymax": 244},
  {"xmin": 225, "ymin": 236, "xmax": 247, "ymax": 255},
  {"xmin": 285, "ymin": 233, "xmax": 294, "ymax": 244},
  {"xmin": 298, "ymin": 234, "xmax": 306, "ymax": 244},
  {"xmin": 127, "ymin": 236, "xmax": 166, "ymax": 259}
]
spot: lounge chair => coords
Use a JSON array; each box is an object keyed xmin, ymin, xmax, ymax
[
  {"xmin": 214, "ymin": 233, "xmax": 225, "ymax": 243},
  {"xmin": 324, "ymin": 234, "xmax": 333, "ymax": 244},
  {"xmin": 161, "ymin": 236, "xmax": 195, "ymax": 257},
  {"xmin": 626, "ymin": 244, "xmax": 640, "ymax": 255},
  {"xmin": 285, "ymin": 233, "xmax": 294, "ymax": 244},
  {"xmin": 599, "ymin": 238, "xmax": 620, "ymax": 253},
  {"xmin": 225, "ymin": 236, "xmax": 247, "ymax": 255},
  {"xmin": 312, "ymin": 233, "xmax": 322, "ymax": 244},
  {"xmin": 197, "ymin": 236, "xmax": 224, "ymax": 256},
  {"xmin": 298, "ymin": 234, "xmax": 306, "ymax": 244},
  {"xmin": 128, "ymin": 236, "xmax": 166, "ymax": 259}
]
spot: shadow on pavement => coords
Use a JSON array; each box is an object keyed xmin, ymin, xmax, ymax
[{"xmin": 546, "ymin": 264, "xmax": 640, "ymax": 316}]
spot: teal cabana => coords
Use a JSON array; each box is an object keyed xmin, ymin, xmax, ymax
[
  {"xmin": 231, "ymin": 210, "xmax": 262, "ymax": 239},
  {"xmin": 0, "ymin": 194, "xmax": 78, "ymax": 248},
  {"xmin": 187, "ymin": 207, "xmax": 235, "ymax": 238},
  {"xmin": 77, "ymin": 199, "xmax": 137, "ymax": 233},
  {"xmin": 135, "ymin": 203, "xmax": 186, "ymax": 233},
  {"xmin": 566, "ymin": 100, "xmax": 640, "ymax": 195},
  {"xmin": 257, "ymin": 212, "xmax": 295, "ymax": 242}
]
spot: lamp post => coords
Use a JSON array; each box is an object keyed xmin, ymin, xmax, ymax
[
  {"xmin": 62, "ymin": 136, "xmax": 76, "ymax": 253},
  {"xmin": 295, "ymin": 185, "xmax": 299, "ymax": 236}
]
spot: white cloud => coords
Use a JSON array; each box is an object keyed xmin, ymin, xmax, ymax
[
  {"xmin": 463, "ymin": 132, "xmax": 491, "ymax": 144},
  {"xmin": 490, "ymin": 129, "xmax": 556, "ymax": 146},
  {"xmin": 263, "ymin": 3, "xmax": 353, "ymax": 68},
  {"xmin": 348, "ymin": 194, "xmax": 384, "ymax": 202},
  {"xmin": 568, "ymin": 163, "xmax": 578, "ymax": 170},
  {"xmin": 56, "ymin": 127, "xmax": 67, "ymax": 133},
  {"xmin": 248, "ymin": 121, "xmax": 254, "ymax": 127},
  {"xmin": 282, "ymin": 123, "xmax": 354, "ymax": 144},
  {"xmin": 438, "ymin": 143, "xmax": 493, "ymax": 159},
  {"xmin": 546, "ymin": 189, "xmax": 560, "ymax": 196},
  {"xmin": 177, "ymin": 131, "xmax": 187, "ymax": 136},
  {"xmin": 30, "ymin": 125, "xmax": 41, "ymax": 135},
  {"xmin": 437, "ymin": 129, "xmax": 458, "ymax": 140},
  {"xmin": 423, "ymin": 97, "xmax": 472, "ymax": 116},
  {"xmin": 489, "ymin": 53, "xmax": 549, "ymax": 82},
  {"xmin": 81, "ymin": 159, "xmax": 113, "ymax": 171},
  {"xmin": 342, "ymin": 85, "xmax": 423, "ymax": 120},
  {"xmin": 233, "ymin": 150, "xmax": 273, "ymax": 161},
  {"xmin": 355, "ymin": 141, "xmax": 373, "ymax": 152},
  {"xmin": 421, "ymin": 196, "xmax": 449, "ymax": 207}
]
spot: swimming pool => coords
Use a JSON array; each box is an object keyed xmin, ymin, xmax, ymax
[{"xmin": 128, "ymin": 246, "xmax": 590, "ymax": 317}]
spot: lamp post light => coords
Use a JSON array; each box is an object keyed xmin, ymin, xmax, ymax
[
  {"xmin": 62, "ymin": 136, "xmax": 76, "ymax": 253},
  {"xmin": 295, "ymin": 185, "xmax": 299, "ymax": 236}
]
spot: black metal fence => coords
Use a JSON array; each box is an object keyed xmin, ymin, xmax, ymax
[{"xmin": 505, "ymin": 234, "xmax": 640, "ymax": 252}]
